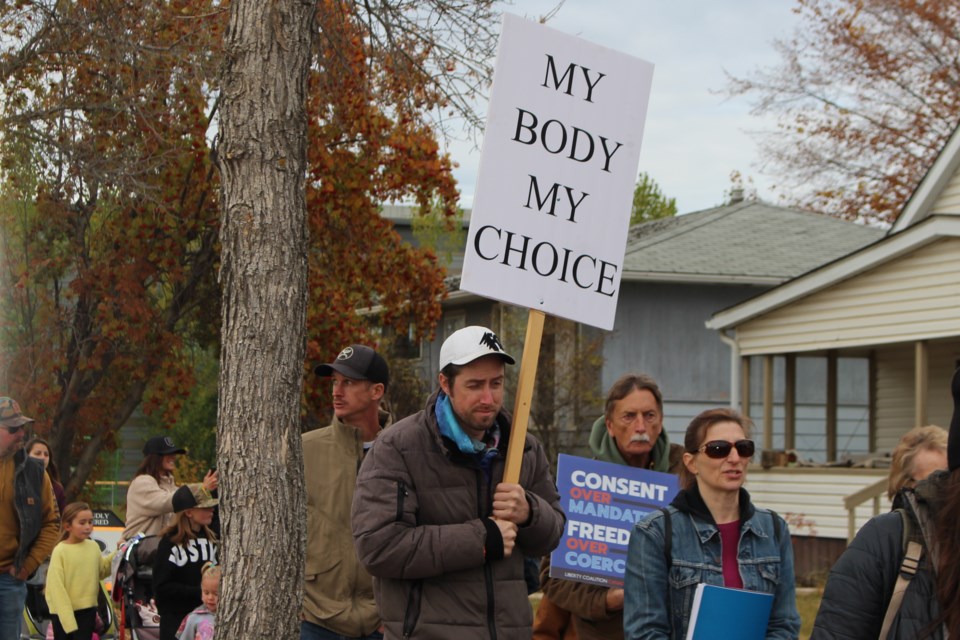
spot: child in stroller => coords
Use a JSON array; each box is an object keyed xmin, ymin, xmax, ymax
[{"xmin": 112, "ymin": 534, "xmax": 162, "ymax": 640}]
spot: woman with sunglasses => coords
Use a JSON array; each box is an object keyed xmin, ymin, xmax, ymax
[{"xmin": 623, "ymin": 408, "xmax": 800, "ymax": 639}]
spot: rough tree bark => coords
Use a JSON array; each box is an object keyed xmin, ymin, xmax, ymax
[{"xmin": 216, "ymin": 2, "xmax": 315, "ymax": 637}]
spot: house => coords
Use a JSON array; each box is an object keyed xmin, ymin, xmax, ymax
[
  {"xmin": 706, "ymin": 124, "xmax": 960, "ymax": 574},
  {"xmin": 391, "ymin": 198, "xmax": 883, "ymax": 470}
]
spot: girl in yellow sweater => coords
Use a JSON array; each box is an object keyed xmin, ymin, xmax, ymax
[{"xmin": 44, "ymin": 502, "xmax": 115, "ymax": 640}]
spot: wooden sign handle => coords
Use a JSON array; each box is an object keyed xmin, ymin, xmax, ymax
[{"xmin": 503, "ymin": 309, "xmax": 546, "ymax": 484}]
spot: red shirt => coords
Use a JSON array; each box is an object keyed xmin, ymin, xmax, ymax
[{"xmin": 718, "ymin": 520, "xmax": 744, "ymax": 589}]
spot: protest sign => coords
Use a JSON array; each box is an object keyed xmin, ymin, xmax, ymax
[
  {"xmin": 460, "ymin": 12, "xmax": 654, "ymax": 331},
  {"xmin": 550, "ymin": 453, "xmax": 678, "ymax": 587}
]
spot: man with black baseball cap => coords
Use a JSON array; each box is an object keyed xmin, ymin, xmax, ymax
[
  {"xmin": 351, "ymin": 326, "xmax": 564, "ymax": 639},
  {"xmin": 302, "ymin": 345, "xmax": 391, "ymax": 640}
]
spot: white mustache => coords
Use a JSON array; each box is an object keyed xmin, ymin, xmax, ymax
[{"xmin": 630, "ymin": 434, "xmax": 651, "ymax": 444}]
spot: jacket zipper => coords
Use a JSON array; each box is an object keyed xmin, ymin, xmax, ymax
[
  {"xmin": 476, "ymin": 471, "xmax": 498, "ymax": 640},
  {"xmin": 401, "ymin": 579, "xmax": 423, "ymax": 639},
  {"xmin": 396, "ymin": 479, "xmax": 408, "ymax": 522}
]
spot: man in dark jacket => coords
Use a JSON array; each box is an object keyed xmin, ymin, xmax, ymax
[
  {"xmin": 0, "ymin": 397, "xmax": 60, "ymax": 639},
  {"xmin": 352, "ymin": 325, "xmax": 565, "ymax": 639},
  {"xmin": 534, "ymin": 374, "xmax": 683, "ymax": 640}
]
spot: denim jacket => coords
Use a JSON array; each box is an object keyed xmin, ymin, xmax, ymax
[{"xmin": 623, "ymin": 486, "xmax": 800, "ymax": 639}]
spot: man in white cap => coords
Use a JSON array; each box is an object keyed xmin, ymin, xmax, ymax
[
  {"xmin": 0, "ymin": 397, "xmax": 59, "ymax": 638},
  {"xmin": 351, "ymin": 326, "xmax": 565, "ymax": 639},
  {"xmin": 302, "ymin": 344, "xmax": 391, "ymax": 640}
]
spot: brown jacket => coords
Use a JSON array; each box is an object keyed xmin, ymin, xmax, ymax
[
  {"xmin": 535, "ymin": 418, "xmax": 683, "ymax": 640},
  {"xmin": 352, "ymin": 390, "xmax": 565, "ymax": 639},
  {"xmin": 302, "ymin": 411, "xmax": 388, "ymax": 637},
  {"xmin": 0, "ymin": 451, "xmax": 59, "ymax": 577}
]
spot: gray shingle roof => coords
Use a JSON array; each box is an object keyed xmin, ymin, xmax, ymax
[{"xmin": 623, "ymin": 201, "xmax": 885, "ymax": 282}]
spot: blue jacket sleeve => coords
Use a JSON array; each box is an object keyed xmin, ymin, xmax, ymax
[
  {"xmin": 767, "ymin": 515, "xmax": 802, "ymax": 639},
  {"xmin": 623, "ymin": 513, "xmax": 671, "ymax": 640}
]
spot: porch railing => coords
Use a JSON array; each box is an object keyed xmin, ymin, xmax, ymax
[{"xmin": 842, "ymin": 477, "xmax": 887, "ymax": 542}]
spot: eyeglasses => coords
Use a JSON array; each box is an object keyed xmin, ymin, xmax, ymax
[
  {"xmin": 1, "ymin": 425, "xmax": 26, "ymax": 435},
  {"xmin": 696, "ymin": 439, "xmax": 755, "ymax": 459}
]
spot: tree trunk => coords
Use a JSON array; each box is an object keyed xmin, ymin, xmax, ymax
[{"xmin": 216, "ymin": 2, "xmax": 314, "ymax": 637}]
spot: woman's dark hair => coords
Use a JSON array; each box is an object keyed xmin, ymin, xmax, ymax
[
  {"xmin": 133, "ymin": 453, "xmax": 171, "ymax": 481},
  {"xmin": 25, "ymin": 437, "xmax": 62, "ymax": 484},
  {"xmin": 603, "ymin": 374, "xmax": 663, "ymax": 421},
  {"xmin": 680, "ymin": 408, "xmax": 753, "ymax": 490},
  {"xmin": 934, "ymin": 468, "xmax": 960, "ymax": 636}
]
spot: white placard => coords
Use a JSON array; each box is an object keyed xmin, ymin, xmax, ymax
[{"xmin": 460, "ymin": 13, "xmax": 654, "ymax": 330}]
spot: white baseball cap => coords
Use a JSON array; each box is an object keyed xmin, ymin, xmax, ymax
[{"xmin": 439, "ymin": 326, "xmax": 516, "ymax": 371}]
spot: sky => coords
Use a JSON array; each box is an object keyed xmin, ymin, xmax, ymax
[{"xmin": 444, "ymin": 0, "xmax": 804, "ymax": 215}]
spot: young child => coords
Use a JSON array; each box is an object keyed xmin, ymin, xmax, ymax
[
  {"xmin": 44, "ymin": 502, "xmax": 115, "ymax": 640},
  {"xmin": 176, "ymin": 562, "xmax": 219, "ymax": 640}
]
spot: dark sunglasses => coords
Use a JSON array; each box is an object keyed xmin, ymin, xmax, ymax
[
  {"xmin": 2, "ymin": 424, "xmax": 27, "ymax": 435},
  {"xmin": 696, "ymin": 439, "xmax": 755, "ymax": 459}
]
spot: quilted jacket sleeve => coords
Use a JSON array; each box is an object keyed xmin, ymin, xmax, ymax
[{"xmin": 351, "ymin": 432, "xmax": 488, "ymax": 580}]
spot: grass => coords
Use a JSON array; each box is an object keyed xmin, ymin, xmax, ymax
[{"xmin": 797, "ymin": 588, "xmax": 823, "ymax": 640}]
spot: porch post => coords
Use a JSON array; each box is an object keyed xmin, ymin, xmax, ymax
[
  {"xmin": 784, "ymin": 353, "xmax": 796, "ymax": 451},
  {"xmin": 869, "ymin": 350, "xmax": 877, "ymax": 453},
  {"xmin": 763, "ymin": 354, "xmax": 774, "ymax": 451},
  {"xmin": 826, "ymin": 350, "xmax": 838, "ymax": 462},
  {"xmin": 915, "ymin": 340, "xmax": 928, "ymax": 427},
  {"xmin": 741, "ymin": 356, "xmax": 752, "ymax": 419}
]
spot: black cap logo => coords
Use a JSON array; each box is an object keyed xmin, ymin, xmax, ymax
[
  {"xmin": 479, "ymin": 331, "xmax": 505, "ymax": 353},
  {"xmin": 337, "ymin": 347, "xmax": 354, "ymax": 361}
]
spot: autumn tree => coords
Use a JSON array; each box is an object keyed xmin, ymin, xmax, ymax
[
  {"xmin": 0, "ymin": 0, "xmax": 502, "ymax": 502},
  {"xmin": 727, "ymin": 0, "xmax": 960, "ymax": 225},
  {"xmin": 631, "ymin": 171, "xmax": 677, "ymax": 225},
  {"xmin": 0, "ymin": 1, "xmax": 225, "ymax": 499}
]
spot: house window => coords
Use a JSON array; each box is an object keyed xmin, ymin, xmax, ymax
[
  {"xmin": 391, "ymin": 324, "xmax": 422, "ymax": 360},
  {"xmin": 443, "ymin": 311, "xmax": 466, "ymax": 340}
]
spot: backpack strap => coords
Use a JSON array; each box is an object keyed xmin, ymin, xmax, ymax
[
  {"xmin": 659, "ymin": 507, "xmax": 672, "ymax": 624},
  {"xmin": 879, "ymin": 509, "xmax": 924, "ymax": 640},
  {"xmin": 659, "ymin": 506, "xmax": 672, "ymax": 568},
  {"xmin": 767, "ymin": 508, "xmax": 781, "ymax": 546}
]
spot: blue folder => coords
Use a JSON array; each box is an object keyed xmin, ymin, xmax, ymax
[{"xmin": 685, "ymin": 583, "xmax": 774, "ymax": 640}]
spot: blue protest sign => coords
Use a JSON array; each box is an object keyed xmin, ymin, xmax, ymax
[{"xmin": 549, "ymin": 453, "xmax": 679, "ymax": 587}]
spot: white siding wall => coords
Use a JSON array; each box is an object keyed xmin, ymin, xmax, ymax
[
  {"xmin": 744, "ymin": 468, "xmax": 891, "ymax": 540},
  {"xmin": 874, "ymin": 338, "xmax": 960, "ymax": 450},
  {"xmin": 875, "ymin": 344, "xmax": 916, "ymax": 452},
  {"xmin": 931, "ymin": 167, "xmax": 960, "ymax": 214},
  {"xmin": 736, "ymin": 238, "xmax": 960, "ymax": 355}
]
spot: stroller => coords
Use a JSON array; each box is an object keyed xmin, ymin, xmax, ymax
[
  {"xmin": 112, "ymin": 534, "xmax": 162, "ymax": 640},
  {"xmin": 20, "ymin": 538, "xmax": 120, "ymax": 640}
]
